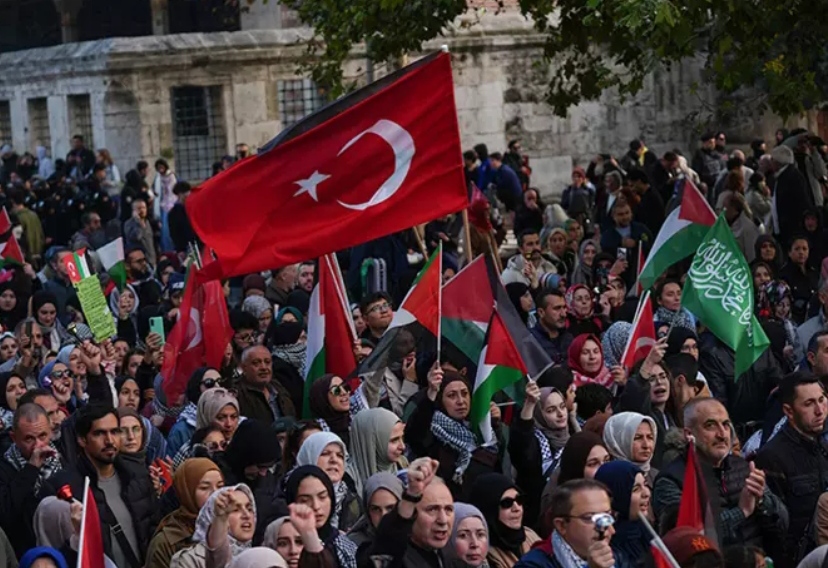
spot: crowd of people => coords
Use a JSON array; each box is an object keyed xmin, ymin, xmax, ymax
[{"xmin": 0, "ymin": 126, "xmax": 823, "ymax": 568}]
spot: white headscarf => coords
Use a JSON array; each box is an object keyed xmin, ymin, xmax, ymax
[
  {"xmin": 296, "ymin": 431, "xmax": 348, "ymax": 469},
  {"xmin": 193, "ymin": 484, "xmax": 256, "ymax": 558},
  {"xmin": 229, "ymin": 547, "xmax": 288, "ymax": 568},
  {"xmin": 602, "ymin": 412, "xmax": 658, "ymax": 472}
]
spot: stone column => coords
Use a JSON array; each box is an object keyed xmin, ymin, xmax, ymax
[
  {"xmin": 53, "ymin": 0, "xmax": 84, "ymax": 43},
  {"xmin": 47, "ymin": 96, "xmax": 70, "ymax": 162},
  {"xmin": 150, "ymin": 0, "xmax": 169, "ymax": 36}
]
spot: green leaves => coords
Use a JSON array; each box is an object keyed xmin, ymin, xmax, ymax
[{"xmin": 277, "ymin": 0, "xmax": 828, "ymax": 117}]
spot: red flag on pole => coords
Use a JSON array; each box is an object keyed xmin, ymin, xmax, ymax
[
  {"xmin": 186, "ymin": 51, "xmax": 468, "ymax": 279},
  {"xmin": 676, "ymin": 442, "xmax": 718, "ymax": 542},
  {"xmin": 0, "ymin": 209, "xmax": 11, "ymax": 235},
  {"xmin": 161, "ymin": 262, "xmax": 233, "ymax": 403},
  {"xmin": 620, "ymin": 290, "xmax": 657, "ymax": 370},
  {"xmin": 77, "ymin": 479, "xmax": 105, "ymax": 568},
  {"xmin": 0, "ymin": 234, "xmax": 25, "ymax": 268}
]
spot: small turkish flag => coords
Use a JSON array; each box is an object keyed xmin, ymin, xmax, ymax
[{"xmin": 187, "ymin": 51, "xmax": 468, "ymax": 278}]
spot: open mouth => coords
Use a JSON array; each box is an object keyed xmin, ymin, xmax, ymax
[
  {"xmin": 432, "ymin": 530, "xmax": 448, "ymax": 541},
  {"xmin": 240, "ymin": 522, "xmax": 253, "ymax": 531},
  {"xmin": 653, "ymin": 387, "xmax": 667, "ymax": 397}
]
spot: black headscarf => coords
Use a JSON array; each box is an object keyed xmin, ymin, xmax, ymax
[
  {"xmin": 666, "ymin": 327, "xmax": 698, "ymax": 357},
  {"xmin": 505, "ymin": 282, "xmax": 530, "ymax": 324},
  {"xmin": 309, "ymin": 374, "xmax": 350, "ymax": 444},
  {"xmin": 285, "ymin": 465, "xmax": 336, "ymax": 543},
  {"xmin": 224, "ymin": 419, "xmax": 280, "ymax": 486},
  {"xmin": 0, "ymin": 372, "xmax": 23, "ymax": 411},
  {"xmin": 557, "ymin": 431, "xmax": 607, "ymax": 485},
  {"xmin": 468, "ymin": 473, "xmax": 525, "ymax": 553},
  {"xmin": 185, "ymin": 367, "xmax": 214, "ymax": 405},
  {"xmin": 435, "ymin": 371, "xmax": 471, "ymax": 415},
  {"xmin": 267, "ymin": 321, "xmax": 303, "ymax": 348},
  {"xmin": 31, "ymin": 290, "xmax": 59, "ymax": 323}
]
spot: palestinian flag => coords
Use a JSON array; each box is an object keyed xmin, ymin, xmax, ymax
[
  {"xmin": 304, "ymin": 254, "xmax": 357, "ymax": 418},
  {"xmin": 471, "ymin": 308, "xmax": 528, "ymax": 444},
  {"xmin": 359, "ymin": 244, "xmax": 442, "ymax": 373},
  {"xmin": 441, "ymin": 255, "xmax": 496, "ymax": 368},
  {"xmin": 638, "ymin": 179, "xmax": 715, "ymax": 291},
  {"xmin": 97, "ymin": 237, "xmax": 127, "ymax": 291},
  {"xmin": 620, "ymin": 291, "xmax": 656, "ymax": 370},
  {"xmin": 0, "ymin": 209, "xmax": 11, "ymax": 235},
  {"xmin": 0, "ymin": 234, "xmax": 24, "ymax": 268}
]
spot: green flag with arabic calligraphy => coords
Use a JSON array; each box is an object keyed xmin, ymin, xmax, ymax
[{"xmin": 681, "ymin": 214, "xmax": 770, "ymax": 379}]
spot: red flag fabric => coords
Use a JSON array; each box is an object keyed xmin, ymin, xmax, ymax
[
  {"xmin": 468, "ymin": 183, "xmax": 493, "ymax": 233},
  {"xmin": 650, "ymin": 543, "xmax": 673, "ymax": 568},
  {"xmin": 321, "ymin": 254, "xmax": 357, "ymax": 378},
  {"xmin": 678, "ymin": 179, "xmax": 716, "ymax": 225},
  {"xmin": 621, "ymin": 291, "xmax": 656, "ymax": 369},
  {"xmin": 161, "ymin": 265, "xmax": 233, "ymax": 403},
  {"xmin": 0, "ymin": 209, "xmax": 11, "ymax": 235},
  {"xmin": 677, "ymin": 442, "xmax": 707, "ymax": 531},
  {"xmin": 0, "ymin": 234, "xmax": 24, "ymax": 267},
  {"xmin": 392, "ymin": 244, "xmax": 442, "ymax": 337},
  {"xmin": 79, "ymin": 484, "xmax": 105, "ymax": 568},
  {"xmin": 186, "ymin": 51, "xmax": 468, "ymax": 279}
]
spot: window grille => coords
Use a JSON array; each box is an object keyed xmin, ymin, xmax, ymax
[
  {"xmin": 68, "ymin": 94, "xmax": 94, "ymax": 148},
  {"xmin": 171, "ymin": 85, "xmax": 227, "ymax": 182},
  {"xmin": 277, "ymin": 78, "xmax": 325, "ymax": 128},
  {"xmin": 27, "ymin": 97, "xmax": 50, "ymax": 151},
  {"xmin": 0, "ymin": 101, "xmax": 10, "ymax": 145}
]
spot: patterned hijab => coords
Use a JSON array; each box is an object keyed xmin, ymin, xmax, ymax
[{"xmin": 193, "ymin": 484, "xmax": 256, "ymax": 557}]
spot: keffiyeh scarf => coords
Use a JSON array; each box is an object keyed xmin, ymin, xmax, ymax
[
  {"xmin": 534, "ymin": 429, "xmax": 563, "ymax": 479},
  {"xmin": 178, "ymin": 403, "xmax": 198, "ymax": 428},
  {"xmin": 330, "ymin": 480, "xmax": 350, "ymax": 530},
  {"xmin": 5, "ymin": 443, "xmax": 61, "ymax": 495},
  {"xmin": 332, "ymin": 533, "xmax": 358, "ymax": 568},
  {"xmin": 0, "ymin": 408, "xmax": 12, "ymax": 430},
  {"xmin": 553, "ymin": 531, "xmax": 600, "ymax": 568},
  {"xmin": 431, "ymin": 410, "xmax": 488, "ymax": 485},
  {"xmin": 273, "ymin": 343, "xmax": 307, "ymax": 374},
  {"xmin": 654, "ymin": 306, "xmax": 696, "ymax": 332}
]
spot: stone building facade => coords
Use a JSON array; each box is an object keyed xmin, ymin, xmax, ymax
[{"xmin": 0, "ymin": 1, "xmax": 819, "ymax": 198}]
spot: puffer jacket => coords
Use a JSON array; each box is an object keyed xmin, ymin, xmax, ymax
[{"xmin": 698, "ymin": 334, "xmax": 783, "ymax": 427}]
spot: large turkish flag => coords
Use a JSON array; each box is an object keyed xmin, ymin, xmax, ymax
[{"xmin": 187, "ymin": 51, "xmax": 468, "ymax": 278}]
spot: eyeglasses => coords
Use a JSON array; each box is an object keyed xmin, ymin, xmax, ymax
[
  {"xmin": 561, "ymin": 511, "xmax": 616, "ymax": 524},
  {"xmin": 367, "ymin": 302, "xmax": 391, "ymax": 315},
  {"xmin": 646, "ymin": 372, "xmax": 669, "ymax": 383},
  {"xmin": 330, "ymin": 384, "xmax": 351, "ymax": 396},
  {"xmin": 235, "ymin": 332, "xmax": 256, "ymax": 343},
  {"xmin": 204, "ymin": 439, "xmax": 228, "ymax": 452},
  {"xmin": 499, "ymin": 495, "xmax": 525, "ymax": 509},
  {"xmin": 51, "ymin": 370, "xmax": 73, "ymax": 381},
  {"xmin": 201, "ymin": 378, "xmax": 219, "ymax": 389}
]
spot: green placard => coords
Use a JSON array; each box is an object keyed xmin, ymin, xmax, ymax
[{"xmin": 75, "ymin": 276, "xmax": 117, "ymax": 342}]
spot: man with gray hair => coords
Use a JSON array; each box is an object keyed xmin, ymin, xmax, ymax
[
  {"xmin": 653, "ymin": 397, "xmax": 788, "ymax": 553},
  {"xmin": 234, "ymin": 344, "xmax": 296, "ymax": 426},
  {"xmin": 770, "ymin": 144, "xmax": 813, "ymax": 248}
]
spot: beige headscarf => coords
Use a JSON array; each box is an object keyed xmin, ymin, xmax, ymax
[{"xmin": 197, "ymin": 387, "xmax": 239, "ymax": 429}]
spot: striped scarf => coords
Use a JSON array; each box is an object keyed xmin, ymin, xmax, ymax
[
  {"xmin": 332, "ymin": 533, "xmax": 358, "ymax": 568},
  {"xmin": 534, "ymin": 429, "xmax": 563, "ymax": 479},
  {"xmin": 4, "ymin": 443, "xmax": 61, "ymax": 495},
  {"xmin": 431, "ymin": 411, "xmax": 488, "ymax": 485}
]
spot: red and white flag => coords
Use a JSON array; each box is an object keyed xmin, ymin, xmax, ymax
[
  {"xmin": 620, "ymin": 290, "xmax": 657, "ymax": 370},
  {"xmin": 187, "ymin": 51, "xmax": 468, "ymax": 280},
  {"xmin": 77, "ymin": 479, "xmax": 105, "ymax": 568},
  {"xmin": 0, "ymin": 234, "xmax": 25, "ymax": 268}
]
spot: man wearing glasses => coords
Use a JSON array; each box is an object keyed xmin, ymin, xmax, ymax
[
  {"xmin": 359, "ymin": 292, "xmax": 394, "ymax": 343},
  {"xmin": 516, "ymin": 479, "xmax": 616, "ymax": 568}
]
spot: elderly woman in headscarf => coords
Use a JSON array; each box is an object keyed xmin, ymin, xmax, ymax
[
  {"xmin": 570, "ymin": 239, "xmax": 600, "ymax": 287},
  {"xmin": 564, "ymin": 284, "xmax": 606, "ymax": 337},
  {"xmin": 468, "ymin": 473, "xmax": 541, "ymax": 568},
  {"xmin": 172, "ymin": 387, "xmax": 240, "ymax": 469},
  {"xmin": 166, "ymin": 367, "xmax": 224, "ymax": 457},
  {"xmin": 444, "ymin": 503, "xmax": 490, "ymax": 568},
  {"xmin": 283, "ymin": 466, "xmax": 358, "ymax": 568},
  {"xmin": 347, "ymin": 408, "xmax": 408, "ymax": 495},
  {"xmin": 146, "ymin": 458, "xmax": 224, "ymax": 568},
  {"xmin": 170, "ymin": 484, "xmax": 256, "ymax": 568},
  {"xmin": 509, "ymin": 382, "xmax": 571, "ymax": 527},
  {"xmin": 603, "ymin": 411, "xmax": 659, "ymax": 487},
  {"xmin": 295, "ymin": 432, "xmax": 361, "ymax": 532},
  {"xmin": 404, "ymin": 370, "xmax": 503, "ymax": 499},
  {"xmin": 108, "ymin": 284, "xmax": 140, "ymax": 346},
  {"xmin": 594, "ymin": 461, "xmax": 652, "ymax": 565},
  {"xmin": 242, "ymin": 295, "xmax": 273, "ymax": 334},
  {"xmin": 346, "ymin": 472, "xmax": 404, "ymax": 552}
]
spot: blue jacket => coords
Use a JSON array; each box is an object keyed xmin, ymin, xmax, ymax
[
  {"xmin": 529, "ymin": 324, "xmax": 573, "ymax": 366},
  {"xmin": 494, "ymin": 165, "xmax": 523, "ymax": 201},
  {"xmin": 515, "ymin": 537, "xmax": 634, "ymax": 568},
  {"xmin": 165, "ymin": 419, "xmax": 195, "ymax": 458}
]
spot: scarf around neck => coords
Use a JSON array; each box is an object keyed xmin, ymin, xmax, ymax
[
  {"xmin": 431, "ymin": 410, "xmax": 492, "ymax": 485},
  {"xmin": 272, "ymin": 343, "xmax": 306, "ymax": 374},
  {"xmin": 5, "ymin": 443, "xmax": 61, "ymax": 495}
]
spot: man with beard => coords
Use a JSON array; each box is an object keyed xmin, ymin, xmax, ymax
[
  {"xmin": 530, "ymin": 289, "xmax": 573, "ymax": 365},
  {"xmin": 124, "ymin": 199, "xmax": 156, "ymax": 267},
  {"xmin": 50, "ymin": 404, "xmax": 157, "ymax": 568},
  {"xmin": 502, "ymin": 230, "xmax": 557, "ymax": 288},
  {"xmin": 755, "ymin": 372, "xmax": 828, "ymax": 567},
  {"xmin": 124, "ymin": 247, "xmax": 162, "ymax": 308},
  {"xmin": 296, "ymin": 261, "xmax": 315, "ymax": 294}
]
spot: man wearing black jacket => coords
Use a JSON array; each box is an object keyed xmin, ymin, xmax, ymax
[
  {"xmin": 755, "ymin": 372, "xmax": 828, "ymax": 568},
  {"xmin": 49, "ymin": 404, "xmax": 157, "ymax": 568},
  {"xmin": 168, "ymin": 181, "xmax": 200, "ymax": 253},
  {"xmin": 771, "ymin": 145, "xmax": 814, "ymax": 249}
]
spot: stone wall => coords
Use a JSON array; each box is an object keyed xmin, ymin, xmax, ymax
[{"xmin": 0, "ymin": 11, "xmax": 776, "ymax": 199}]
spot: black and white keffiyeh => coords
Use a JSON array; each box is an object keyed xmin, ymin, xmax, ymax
[
  {"xmin": 431, "ymin": 410, "xmax": 481, "ymax": 484},
  {"xmin": 5, "ymin": 443, "xmax": 61, "ymax": 495},
  {"xmin": 534, "ymin": 429, "xmax": 563, "ymax": 479},
  {"xmin": 330, "ymin": 480, "xmax": 350, "ymax": 529},
  {"xmin": 332, "ymin": 532, "xmax": 358, "ymax": 568}
]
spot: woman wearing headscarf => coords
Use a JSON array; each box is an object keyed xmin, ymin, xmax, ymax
[
  {"xmin": 229, "ymin": 547, "xmax": 288, "ymax": 568},
  {"xmin": 603, "ymin": 411, "xmax": 659, "ymax": 486},
  {"xmin": 0, "ymin": 371, "xmax": 25, "ymax": 432},
  {"xmin": 32, "ymin": 497, "xmax": 118, "ymax": 568},
  {"xmin": 753, "ymin": 234, "xmax": 783, "ymax": 274},
  {"xmin": 541, "ymin": 227, "xmax": 571, "ymax": 277},
  {"xmin": 347, "ymin": 408, "xmax": 408, "ymax": 495},
  {"xmin": 30, "ymin": 291, "xmax": 71, "ymax": 351},
  {"xmin": 0, "ymin": 333, "xmax": 16, "ymax": 367},
  {"xmin": 267, "ymin": 320, "xmax": 307, "ymax": 411},
  {"xmin": 20, "ymin": 547, "xmax": 68, "ymax": 568},
  {"xmin": 284, "ymin": 466, "xmax": 358, "ymax": 568},
  {"xmin": 570, "ymin": 239, "xmax": 600, "ymax": 287},
  {"xmin": 505, "ymin": 282, "xmax": 535, "ymax": 327},
  {"xmin": 242, "ymin": 295, "xmax": 273, "ymax": 334},
  {"xmin": 594, "ymin": 461, "xmax": 652, "ymax": 565},
  {"xmin": 145, "ymin": 458, "xmax": 225, "ymax": 568},
  {"xmin": 778, "ymin": 235, "xmax": 820, "ymax": 325},
  {"xmin": 172, "ymin": 386, "xmax": 239, "ymax": 468},
  {"xmin": 757, "ymin": 280, "xmax": 805, "ymax": 367},
  {"xmin": 404, "ymin": 370, "xmax": 503, "ymax": 499},
  {"xmin": 170, "ymin": 484, "xmax": 256, "ymax": 568},
  {"xmin": 509, "ymin": 382, "xmax": 570, "ymax": 527},
  {"xmin": 601, "ymin": 321, "xmax": 632, "ymax": 369},
  {"xmin": 468, "ymin": 473, "xmax": 541, "ymax": 568},
  {"xmin": 444, "ymin": 503, "xmax": 489, "ymax": 568},
  {"xmin": 108, "ymin": 284, "xmax": 140, "ymax": 346},
  {"xmin": 308, "ymin": 375, "xmax": 355, "ymax": 448},
  {"xmin": 0, "ymin": 280, "xmax": 26, "ymax": 332},
  {"xmin": 294, "ymin": 432, "xmax": 361, "ymax": 532},
  {"xmin": 555, "ymin": 431, "xmax": 611, "ymax": 486},
  {"xmin": 118, "ymin": 407, "xmax": 152, "ymax": 467},
  {"xmin": 564, "ymin": 284, "xmax": 606, "ymax": 337},
  {"xmin": 346, "ymin": 472, "xmax": 404, "ymax": 551},
  {"xmin": 166, "ymin": 367, "xmax": 223, "ymax": 458},
  {"xmin": 514, "ymin": 188, "xmax": 545, "ymax": 238},
  {"xmin": 264, "ymin": 517, "xmax": 303, "ymax": 568},
  {"xmin": 567, "ymin": 333, "xmax": 616, "ymax": 388}
]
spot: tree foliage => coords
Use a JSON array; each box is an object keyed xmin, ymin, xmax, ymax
[{"xmin": 277, "ymin": 0, "xmax": 828, "ymax": 118}]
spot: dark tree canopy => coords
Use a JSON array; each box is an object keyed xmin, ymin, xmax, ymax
[{"xmin": 278, "ymin": 0, "xmax": 828, "ymax": 117}]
